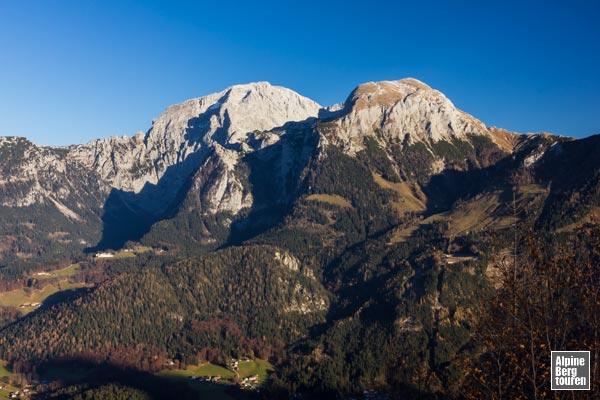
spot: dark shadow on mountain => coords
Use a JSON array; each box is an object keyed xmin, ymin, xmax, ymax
[
  {"xmin": 423, "ymin": 168, "xmax": 490, "ymax": 213},
  {"xmin": 37, "ymin": 287, "xmax": 92, "ymax": 312},
  {"xmin": 86, "ymin": 154, "xmax": 206, "ymax": 252},
  {"xmin": 34, "ymin": 359, "xmax": 204, "ymax": 399},
  {"xmin": 317, "ymin": 89, "xmax": 359, "ymax": 122},
  {"xmin": 183, "ymin": 89, "xmax": 241, "ymax": 151},
  {"xmin": 227, "ymin": 119, "xmax": 320, "ymax": 245},
  {"xmin": 87, "ymin": 90, "xmax": 260, "ymax": 252},
  {"xmin": 86, "ymin": 128, "xmax": 216, "ymax": 252},
  {"xmin": 421, "ymin": 148, "xmax": 525, "ymax": 214},
  {"xmin": 534, "ymin": 134, "xmax": 600, "ymax": 229},
  {"xmin": 418, "ymin": 134, "xmax": 593, "ymax": 229},
  {"xmin": 88, "ymin": 99, "xmax": 320, "ymax": 252},
  {"xmin": 318, "ymin": 103, "xmax": 352, "ymax": 122}
]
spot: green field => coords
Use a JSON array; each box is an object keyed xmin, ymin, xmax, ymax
[
  {"xmin": 157, "ymin": 363, "xmax": 235, "ymax": 380},
  {"xmin": 0, "ymin": 280, "xmax": 92, "ymax": 315},
  {"xmin": 113, "ymin": 245, "xmax": 155, "ymax": 259},
  {"xmin": 157, "ymin": 360, "xmax": 273, "ymax": 383},
  {"xmin": 0, "ymin": 361, "xmax": 18, "ymax": 399},
  {"xmin": 156, "ymin": 360, "xmax": 273, "ymax": 397},
  {"xmin": 113, "ymin": 250, "xmax": 136, "ymax": 259},
  {"xmin": 306, "ymin": 194, "xmax": 352, "ymax": 208},
  {"xmin": 34, "ymin": 263, "xmax": 80, "ymax": 279},
  {"xmin": 238, "ymin": 360, "xmax": 274, "ymax": 384},
  {"xmin": 133, "ymin": 245, "xmax": 153, "ymax": 253},
  {"xmin": 157, "ymin": 363, "xmax": 236, "ymax": 400},
  {"xmin": 53, "ymin": 263, "xmax": 80, "ymax": 277}
]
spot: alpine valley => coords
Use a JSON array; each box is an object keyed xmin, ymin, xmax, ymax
[{"xmin": 0, "ymin": 79, "xmax": 599, "ymax": 399}]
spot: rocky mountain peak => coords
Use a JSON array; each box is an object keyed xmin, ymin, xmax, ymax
[
  {"xmin": 143, "ymin": 81, "xmax": 321, "ymax": 149},
  {"xmin": 320, "ymin": 78, "xmax": 494, "ymax": 154},
  {"xmin": 348, "ymin": 78, "xmax": 433, "ymax": 109},
  {"xmin": 201, "ymin": 81, "xmax": 322, "ymax": 145},
  {"xmin": 65, "ymin": 82, "xmax": 321, "ymax": 209}
]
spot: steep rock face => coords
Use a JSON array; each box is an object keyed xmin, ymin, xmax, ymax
[
  {"xmin": 189, "ymin": 147, "xmax": 253, "ymax": 216},
  {"xmin": 68, "ymin": 82, "xmax": 321, "ymax": 214},
  {"xmin": 319, "ymin": 78, "xmax": 503, "ymax": 154},
  {"xmin": 0, "ymin": 137, "xmax": 104, "ymax": 210}
]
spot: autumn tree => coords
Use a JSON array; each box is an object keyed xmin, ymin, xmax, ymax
[{"xmin": 462, "ymin": 222, "xmax": 600, "ymax": 399}]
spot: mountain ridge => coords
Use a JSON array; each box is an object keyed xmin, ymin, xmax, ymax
[{"xmin": 0, "ymin": 78, "xmax": 580, "ymax": 262}]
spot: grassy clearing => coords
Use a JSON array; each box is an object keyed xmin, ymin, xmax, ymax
[
  {"xmin": 33, "ymin": 263, "xmax": 80, "ymax": 280},
  {"xmin": 389, "ymin": 213, "xmax": 446, "ymax": 244},
  {"xmin": 113, "ymin": 251, "xmax": 136, "ymax": 259},
  {"xmin": 0, "ymin": 361, "xmax": 18, "ymax": 399},
  {"xmin": 134, "ymin": 245, "xmax": 153, "ymax": 253},
  {"xmin": 446, "ymin": 193, "xmax": 504, "ymax": 235},
  {"xmin": 157, "ymin": 364, "xmax": 236, "ymax": 400},
  {"xmin": 516, "ymin": 184, "xmax": 546, "ymax": 195},
  {"xmin": 53, "ymin": 263, "xmax": 80, "ymax": 277},
  {"xmin": 388, "ymin": 192, "xmax": 513, "ymax": 244},
  {"xmin": 0, "ymin": 280, "xmax": 92, "ymax": 314},
  {"xmin": 113, "ymin": 245, "xmax": 155, "ymax": 259},
  {"xmin": 372, "ymin": 173, "xmax": 427, "ymax": 214},
  {"xmin": 156, "ymin": 359, "xmax": 273, "ymax": 396},
  {"xmin": 0, "ymin": 388, "xmax": 12, "ymax": 400},
  {"xmin": 556, "ymin": 206, "xmax": 600, "ymax": 233},
  {"xmin": 0, "ymin": 386, "xmax": 16, "ymax": 399},
  {"xmin": 389, "ymin": 185, "xmax": 545, "ymax": 243},
  {"xmin": 238, "ymin": 360, "xmax": 274, "ymax": 384},
  {"xmin": 389, "ymin": 225, "xmax": 420, "ymax": 243},
  {"xmin": 446, "ymin": 186, "xmax": 545, "ymax": 235},
  {"xmin": 306, "ymin": 194, "xmax": 352, "ymax": 208},
  {"xmin": 0, "ymin": 362, "xmax": 11, "ymax": 380},
  {"xmin": 157, "ymin": 363, "xmax": 235, "ymax": 380}
]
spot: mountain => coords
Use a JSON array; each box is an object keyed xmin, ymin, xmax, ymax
[
  {"xmin": 0, "ymin": 82, "xmax": 322, "ymax": 272},
  {"xmin": 0, "ymin": 78, "xmax": 599, "ymax": 398}
]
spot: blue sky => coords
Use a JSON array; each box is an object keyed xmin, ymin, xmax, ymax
[{"xmin": 0, "ymin": 1, "xmax": 599, "ymax": 146}]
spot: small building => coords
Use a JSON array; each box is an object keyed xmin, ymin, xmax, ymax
[{"xmin": 95, "ymin": 252, "xmax": 114, "ymax": 258}]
